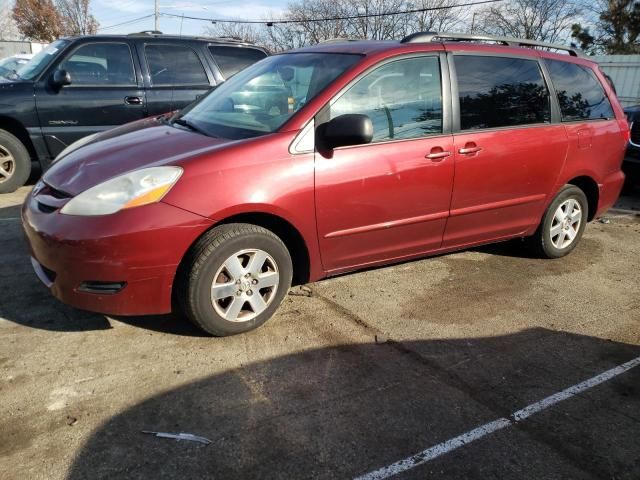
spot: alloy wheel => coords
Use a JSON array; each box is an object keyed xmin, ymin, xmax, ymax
[
  {"xmin": 550, "ymin": 199, "xmax": 582, "ymax": 249},
  {"xmin": 0, "ymin": 144, "xmax": 15, "ymax": 184},
  {"xmin": 211, "ymin": 248, "xmax": 279, "ymax": 322}
]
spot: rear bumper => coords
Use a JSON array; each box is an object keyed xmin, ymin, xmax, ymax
[
  {"xmin": 22, "ymin": 193, "xmax": 214, "ymax": 316},
  {"xmin": 595, "ymin": 170, "xmax": 625, "ymax": 218}
]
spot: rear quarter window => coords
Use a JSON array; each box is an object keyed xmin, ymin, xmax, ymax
[
  {"xmin": 209, "ymin": 46, "xmax": 267, "ymax": 79},
  {"xmin": 145, "ymin": 44, "xmax": 209, "ymax": 86},
  {"xmin": 544, "ymin": 59, "xmax": 615, "ymax": 122}
]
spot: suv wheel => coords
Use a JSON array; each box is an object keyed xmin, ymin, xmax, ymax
[
  {"xmin": 529, "ymin": 185, "xmax": 588, "ymax": 258},
  {"xmin": 0, "ymin": 129, "xmax": 31, "ymax": 194},
  {"xmin": 177, "ymin": 223, "xmax": 293, "ymax": 336}
]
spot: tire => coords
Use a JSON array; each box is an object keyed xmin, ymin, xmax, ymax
[
  {"xmin": 177, "ymin": 223, "xmax": 293, "ymax": 336},
  {"xmin": 528, "ymin": 185, "xmax": 589, "ymax": 259},
  {"xmin": 0, "ymin": 129, "xmax": 31, "ymax": 194}
]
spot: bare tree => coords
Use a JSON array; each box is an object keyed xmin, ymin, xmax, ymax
[
  {"xmin": 476, "ymin": 0, "xmax": 581, "ymax": 43},
  {"xmin": 201, "ymin": 0, "xmax": 471, "ymax": 52},
  {"xmin": 57, "ymin": 0, "xmax": 99, "ymax": 36},
  {"xmin": 409, "ymin": 0, "xmax": 470, "ymax": 33},
  {"xmin": 12, "ymin": 0, "xmax": 63, "ymax": 42},
  {"xmin": 204, "ymin": 23, "xmax": 265, "ymax": 45}
]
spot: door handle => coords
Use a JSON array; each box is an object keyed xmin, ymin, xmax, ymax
[
  {"xmin": 458, "ymin": 143, "xmax": 482, "ymax": 155},
  {"xmin": 425, "ymin": 151, "xmax": 452, "ymax": 160},
  {"xmin": 124, "ymin": 96, "xmax": 143, "ymax": 105}
]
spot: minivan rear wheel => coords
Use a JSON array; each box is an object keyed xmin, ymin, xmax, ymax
[
  {"xmin": 177, "ymin": 223, "xmax": 293, "ymax": 336},
  {"xmin": 0, "ymin": 129, "xmax": 31, "ymax": 194},
  {"xmin": 528, "ymin": 185, "xmax": 588, "ymax": 258}
]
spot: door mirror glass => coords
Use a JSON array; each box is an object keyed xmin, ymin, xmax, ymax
[
  {"xmin": 318, "ymin": 113, "xmax": 373, "ymax": 150},
  {"xmin": 51, "ymin": 69, "xmax": 71, "ymax": 88}
]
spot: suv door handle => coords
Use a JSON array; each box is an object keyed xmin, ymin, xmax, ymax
[
  {"xmin": 124, "ymin": 96, "xmax": 143, "ymax": 105},
  {"xmin": 458, "ymin": 143, "xmax": 482, "ymax": 155}
]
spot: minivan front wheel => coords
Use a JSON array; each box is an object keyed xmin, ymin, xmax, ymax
[
  {"xmin": 530, "ymin": 185, "xmax": 588, "ymax": 258},
  {"xmin": 0, "ymin": 129, "xmax": 31, "ymax": 194},
  {"xmin": 178, "ymin": 223, "xmax": 293, "ymax": 336}
]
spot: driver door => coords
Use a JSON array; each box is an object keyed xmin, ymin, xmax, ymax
[
  {"xmin": 35, "ymin": 41, "xmax": 146, "ymax": 158},
  {"xmin": 314, "ymin": 54, "xmax": 455, "ymax": 272}
]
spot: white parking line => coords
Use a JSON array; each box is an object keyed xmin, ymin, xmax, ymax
[
  {"xmin": 356, "ymin": 355, "xmax": 640, "ymax": 480},
  {"xmin": 0, "ymin": 217, "xmax": 20, "ymax": 221}
]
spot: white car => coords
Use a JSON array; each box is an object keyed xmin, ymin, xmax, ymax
[{"xmin": 0, "ymin": 54, "xmax": 34, "ymax": 78}]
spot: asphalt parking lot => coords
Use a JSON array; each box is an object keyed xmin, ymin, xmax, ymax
[{"xmin": 1, "ymin": 186, "xmax": 639, "ymax": 479}]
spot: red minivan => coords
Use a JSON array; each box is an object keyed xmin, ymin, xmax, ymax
[{"xmin": 22, "ymin": 33, "xmax": 628, "ymax": 336}]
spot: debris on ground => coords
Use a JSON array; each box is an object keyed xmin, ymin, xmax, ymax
[
  {"xmin": 142, "ymin": 431, "xmax": 212, "ymax": 445},
  {"xmin": 66, "ymin": 416, "xmax": 78, "ymax": 426},
  {"xmin": 288, "ymin": 286, "xmax": 313, "ymax": 297},
  {"xmin": 375, "ymin": 334, "xmax": 389, "ymax": 345},
  {"xmin": 599, "ymin": 217, "xmax": 611, "ymax": 224}
]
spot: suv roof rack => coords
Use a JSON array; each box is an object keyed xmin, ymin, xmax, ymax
[
  {"xmin": 400, "ymin": 31, "xmax": 583, "ymax": 57},
  {"xmin": 129, "ymin": 30, "xmax": 163, "ymax": 36}
]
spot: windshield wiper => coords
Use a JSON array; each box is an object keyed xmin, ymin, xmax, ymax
[{"xmin": 172, "ymin": 117, "xmax": 210, "ymax": 137}]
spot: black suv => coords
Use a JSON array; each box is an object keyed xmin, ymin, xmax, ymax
[
  {"xmin": 624, "ymin": 106, "xmax": 640, "ymax": 178},
  {"xmin": 0, "ymin": 32, "xmax": 268, "ymax": 193}
]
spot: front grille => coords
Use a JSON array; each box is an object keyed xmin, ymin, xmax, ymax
[
  {"xmin": 42, "ymin": 184, "xmax": 72, "ymax": 199},
  {"xmin": 631, "ymin": 121, "xmax": 640, "ymax": 146},
  {"xmin": 36, "ymin": 202, "xmax": 57, "ymax": 214},
  {"xmin": 33, "ymin": 182, "xmax": 73, "ymax": 213}
]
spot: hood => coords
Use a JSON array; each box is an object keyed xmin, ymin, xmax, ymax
[{"xmin": 44, "ymin": 117, "xmax": 237, "ymax": 196}]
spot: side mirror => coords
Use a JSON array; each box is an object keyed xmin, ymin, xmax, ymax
[
  {"xmin": 318, "ymin": 114, "xmax": 374, "ymax": 150},
  {"xmin": 50, "ymin": 69, "xmax": 71, "ymax": 89}
]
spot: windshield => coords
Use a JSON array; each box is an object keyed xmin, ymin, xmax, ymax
[
  {"xmin": 13, "ymin": 40, "xmax": 69, "ymax": 81},
  {"xmin": 178, "ymin": 52, "xmax": 361, "ymax": 140}
]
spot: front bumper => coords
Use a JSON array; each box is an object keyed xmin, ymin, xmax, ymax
[{"xmin": 22, "ymin": 189, "xmax": 214, "ymax": 316}]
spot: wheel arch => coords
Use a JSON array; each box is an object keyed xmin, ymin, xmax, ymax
[
  {"xmin": 567, "ymin": 176, "xmax": 599, "ymax": 221},
  {"xmin": 0, "ymin": 115, "xmax": 37, "ymax": 161},
  {"xmin": 176, "ymin": 211, "xmax": 312, "ymax": 291}
]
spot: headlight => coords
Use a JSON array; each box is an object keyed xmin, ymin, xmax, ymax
[{"xmin": 60, "ymin": 166, "xmax": 183, "ymax": 216}]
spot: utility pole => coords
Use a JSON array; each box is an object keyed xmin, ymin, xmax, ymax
[{"xmin": 154, "ymin": 0, "xmax": 159, "ymax": 31}]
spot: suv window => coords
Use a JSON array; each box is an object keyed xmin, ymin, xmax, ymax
[
  {"xmin": 328, "ymin": 56, "xmax": 443, "ymax": 142},
  {"xmin": 455, "ymin": 55, "xmax": 550, "ymax": 130},
  {"xmin": 544, "ymin": 59, "xmax": 614, "ymax": 121},
  {"xmin": 209, "ymin": 46, "xmax": 267, "ymax": 78},
  {"xmin": 60, "ymin": 43, "xmax": 135, "ymax": 86},
  {"xmin": 145, "ymin": 44, "xmax": 208, "ymax": 86}
]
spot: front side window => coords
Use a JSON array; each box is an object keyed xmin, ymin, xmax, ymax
[
  {"xmin": 455, "ymin": 55, "xmax": 551, "ymax": 130},
  {"xmin": 326, "ymin": 56, "xmax": 443, "ymax": 142},
  {"xmin": 178, "ymin": 53, "xmax": 361, "ymax": 139},
  {"xmin": 209, "ymin": 46, "xmax": 267, "ymax": 78},
  {"xmin": 60, "ymin": 43, "xmax": 135, "ymax": 86},
  {"xmin": 13, "ymin": 39, "xmax": 70, "ymax": 81},
  {"xmin": 146, "ymin": 44, "xmax": 208, "ymax": 86},
  {"xmin": 544, "ymin": 59, "xmax": 614, "ymax": 121}
]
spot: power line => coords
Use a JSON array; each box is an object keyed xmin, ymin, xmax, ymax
[
  {"xmin": 98, "ymin": 14, "xmax": 155, "ymax": 32},
  {"xmin": 160, "ymin": 0, "xmax": 504, "ymax": 25}
]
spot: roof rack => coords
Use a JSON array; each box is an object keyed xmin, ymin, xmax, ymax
[
  {"xmin": 128, "ymin": 30, "xmax": 163, "ymax": 36},
  {"xmin": 400, "ymin": 32, "xmax": 583, "ymax": 57},
  {"xmin": 319, "ymin": 37, "xmax": 360, "ymax": 44}
]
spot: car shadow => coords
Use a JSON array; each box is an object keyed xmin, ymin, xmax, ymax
[
  {"xmin": 0, "ymin": 204, "xmax": 206, "ymax": 336},
  {"xmin": 62, "ymin": 329, "xmax": 640, "ymax": 479}
]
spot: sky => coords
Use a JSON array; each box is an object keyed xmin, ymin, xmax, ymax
[{"xmin": 92, "ymin": 0, "xmax": 288, "ymax": 36}]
